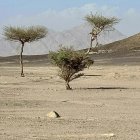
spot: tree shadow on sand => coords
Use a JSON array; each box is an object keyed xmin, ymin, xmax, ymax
[
  {"xmin": 77, "ymin": 87, "xmax": 129, "ymax": 90},
  {"xmin": 84, "ymin": 74, "xmax": 102, "ymax": 77}
]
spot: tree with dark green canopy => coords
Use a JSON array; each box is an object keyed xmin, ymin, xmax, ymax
[
  {"xmin": 49, "ymin": 46, "xmax": 94, "ymax": 90},
  {"xmin": 3, "ymin": 26, "xmax": 47, "ymax": 77},
  {"xmin": 85, "ymin": 13, "xmax": 119, "ymax": 53}
]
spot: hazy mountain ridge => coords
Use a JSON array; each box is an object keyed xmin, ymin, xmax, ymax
[{"xmin": 0, "ymin": 24, "xmax": 125, "ymax": 56}]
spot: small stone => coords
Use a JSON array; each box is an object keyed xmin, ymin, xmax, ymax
[{"xmin": 47, "ymin": 111, "xmax": 60, "ymax": 118}]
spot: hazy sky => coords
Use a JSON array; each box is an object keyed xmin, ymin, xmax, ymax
[{"xmin": 0, "ymin": 0, "xmax": 140, "ymax": 36}]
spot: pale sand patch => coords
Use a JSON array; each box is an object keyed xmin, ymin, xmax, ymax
[{"xmin": 48, "ymin": 133, "xmax": 115, "ymax": 138}]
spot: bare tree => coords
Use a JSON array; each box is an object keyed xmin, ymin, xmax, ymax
[
  {"xmin": 3, "ymin": 26, "xmax": 47, "ymax": 77},
  {"xmin": 49, "ymin": 47, "xmax": 94, "ymax": 90},
  {"xmin": 85, "ymin": 13, "xmax": 119, "ymax": 53}
]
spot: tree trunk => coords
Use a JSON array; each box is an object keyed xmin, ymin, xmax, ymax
[
  {"xmin": 65, "ymin": 82, "xmax": 72, "ymax": 90},
  {"xmin": 20, "ymin": 43, "xmax": 24, "ymax": 77},
  {"xmin": 86, "ymin": 36, "xmax": 93, "ymax": 54},
  {"xmin": 95, "ymin": 37, "xmax": 98, "ymax": 47}
]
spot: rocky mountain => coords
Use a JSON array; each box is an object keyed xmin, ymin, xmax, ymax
[{"xmin": 0, "ymin": 24, "xmax": 125, "ymax": 56}]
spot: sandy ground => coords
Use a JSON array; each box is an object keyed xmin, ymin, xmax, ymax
[{"xmin": 0, "ymin": 64, "xmax": 140, "ymax": 140}]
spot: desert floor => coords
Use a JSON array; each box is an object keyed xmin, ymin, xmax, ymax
[{"xmin": 0, "ymin": 63, "xmax": 140, "ymax": 140}]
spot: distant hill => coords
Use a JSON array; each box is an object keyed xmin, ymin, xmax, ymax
[
  {"xmin": 100, "ymin": 33, "xmax": 140, "ymax": 52},
  {"xmin": 0, "ymin": 23, "xmax": 125, "ymax": 56}
]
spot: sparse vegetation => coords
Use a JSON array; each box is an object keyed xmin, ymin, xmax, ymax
[
  {"xmin": 85, "ymin": 13, "xmax": 119, "ymax": 53},
  {"xmin": 49, "ymin": 47, "xmax": 94, "ymax": 90},
  {"xmin": 3, "ymin": 26, "xmax": 47, "ymax": 77}
]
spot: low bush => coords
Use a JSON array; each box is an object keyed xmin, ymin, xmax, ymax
[{"xmin": 49, "ymin": 46, "xmax": 94, "ymax": 90}]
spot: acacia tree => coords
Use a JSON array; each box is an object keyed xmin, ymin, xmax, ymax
[
  {"xmin": 49, "ymin": 47, "xmax": 94, "ymax": 90},
  {"xmin": 3, "ymin": 26, "xmax": 47, "ymax": 77},
  {"xmin": 85, "ymin": 13, "xmax": 119, "ymax": 53}
]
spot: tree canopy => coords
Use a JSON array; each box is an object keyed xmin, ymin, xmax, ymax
[
  {"xmin": 3, "ymin": 26, "xmax": 47, "ymax": 43},
  {"xmin": 85, "ymin": 13, "xmax": 119, "ymax": 30}
]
